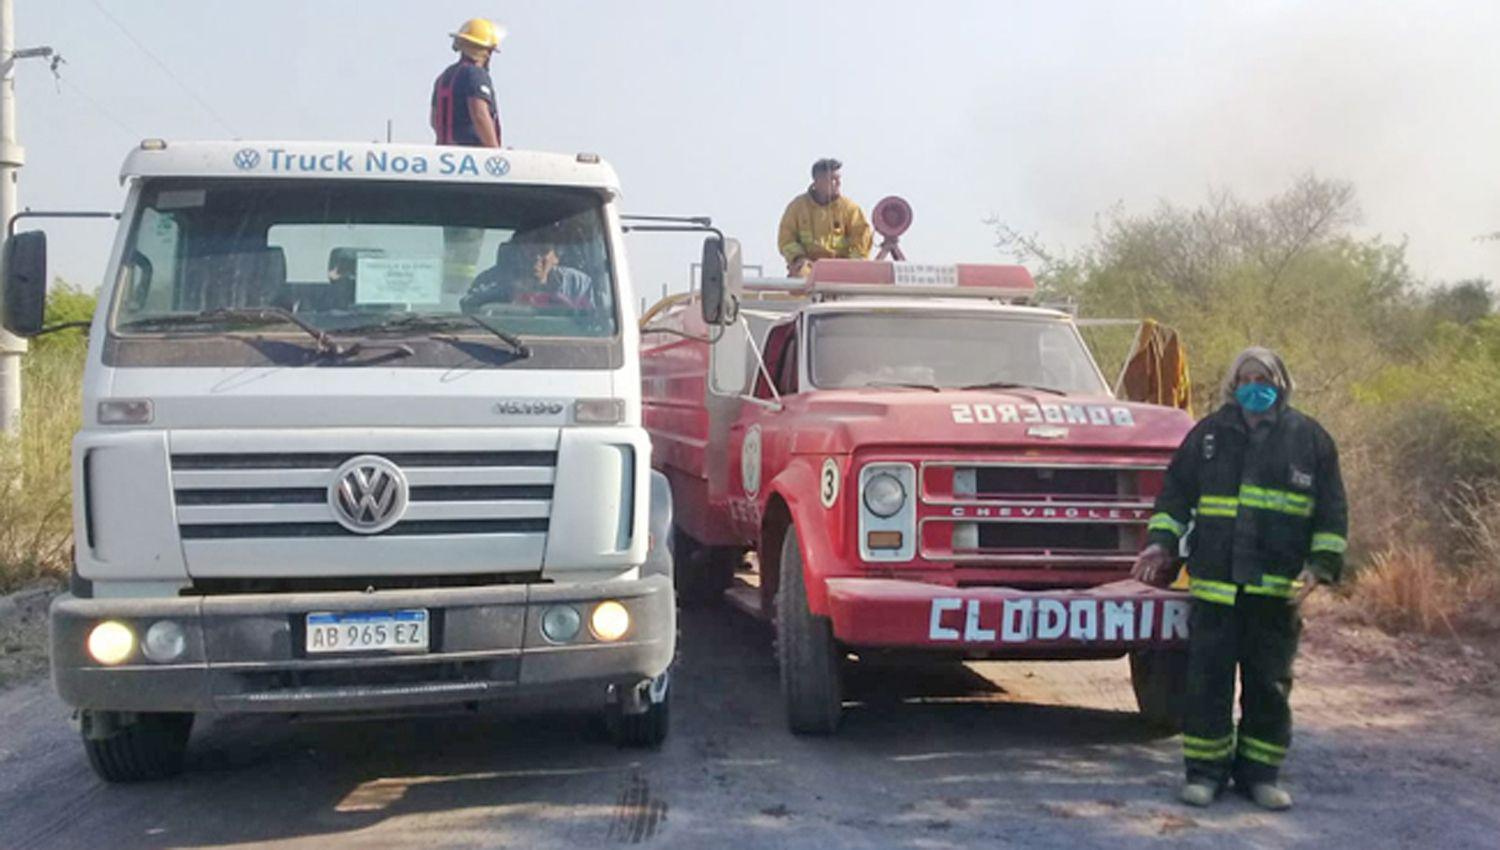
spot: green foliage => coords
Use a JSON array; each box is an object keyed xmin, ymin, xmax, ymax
[
  {"xmin": 0, "ymin": 343, "xmax": 84, "ymax": 591},
  {"xmin": 995, "ymin": 175, "xmax": 1500, "ymax": 577},
  {"xmin": 32, "ymin": 279, "xmax": 98, "ymax": 354}
]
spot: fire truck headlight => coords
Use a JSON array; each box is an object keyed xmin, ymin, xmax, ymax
[{"xmin": 862, "ymin": 473, "xmax": 907, "ymax": 518}]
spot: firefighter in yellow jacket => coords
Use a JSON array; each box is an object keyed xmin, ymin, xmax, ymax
[{"xmin": 778, "ymin": 158, "xmax": 873, "ymax": 276}]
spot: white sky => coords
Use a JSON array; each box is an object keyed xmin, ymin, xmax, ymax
[{"xmin": 16, "ymin": 0, "xmax": 1500, "ymax": 305}]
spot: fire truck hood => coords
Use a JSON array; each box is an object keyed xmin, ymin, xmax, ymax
[{"xmin": 784, "ymin": 389, "xmax": 1195, "ymax": 455}]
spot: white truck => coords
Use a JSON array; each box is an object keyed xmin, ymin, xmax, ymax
[{"xmin": 0, "ymin": 140, "xmax": 676, "ymax": 782}]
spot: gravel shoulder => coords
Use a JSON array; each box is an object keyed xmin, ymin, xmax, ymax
[{"xmin": 0, "ymin": 599, "xmax": 1496, "ymax": 850}]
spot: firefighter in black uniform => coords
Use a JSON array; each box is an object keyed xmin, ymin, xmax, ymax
[
  {"xmin": 431, "ymin": 18, "xmax": 505, "ymax": 148},
  {"xmin": 1132, "ymin": 347, "xmax": 1348, "ymax": 811}
]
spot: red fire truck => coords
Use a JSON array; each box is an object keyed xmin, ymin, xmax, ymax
[{"xmin": 641, "ymin": 245, "xmax": 1195, "ymax": 734}]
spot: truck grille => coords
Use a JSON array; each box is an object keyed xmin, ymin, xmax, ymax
[
  {"xmin": 166, "ymin": 429, "xmax": 562, "ymax": 578},
  {"xmin": 171, "ymin": 450, "xmax": 556, "ymax": 540},
  {"xmin": 919, "ymin": 460, "xmax": 1165, "ymax": 569}
]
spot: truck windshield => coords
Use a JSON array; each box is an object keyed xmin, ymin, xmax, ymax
[
  {"xmin": 809, "ymin": 312, "xmax": 1110, "ymax": 395},
  {"xmin": 112, "ymin": 179, "xmax": 617, "ymax": 339}
]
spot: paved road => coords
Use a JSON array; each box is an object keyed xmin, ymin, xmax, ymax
[{"xmin": 1, "ymin": 607, "xmax": 1496, "ymax": 850}]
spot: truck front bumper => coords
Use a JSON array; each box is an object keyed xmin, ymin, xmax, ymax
[
  {"xmin": 51, "ymin": 575, "xmax": 675, "ymax": 713},
  {"xmin": 825, "ymin": 578, "xmax": 1189, "ymax": 657}
]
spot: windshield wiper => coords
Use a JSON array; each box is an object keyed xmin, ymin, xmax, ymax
[
  {"xmin": 459, "ymin": 313, "xmax": 531, "ymax": 358},
  {"xmin": 959, "ymin": 380, "xmax": 1066, "ymax": 396},
  {"xmin": 124, "ymin": 307, "xmax": 344, "ymax": 354},
  {"xmin": 345, "ymin": 313, "xmax": 531, "ymax": 359},
  {"xmin": 862, "ymin": 380, "xmax": 942, "ymax": 392}
]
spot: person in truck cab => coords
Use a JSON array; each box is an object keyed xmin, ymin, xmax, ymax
[
  {"xmin": 777, "ymin": 157, "xmax": 873, "ymax": 277},
  {"xmin": 461, "ymin": 237, "xmax": 594, "ymax": 312},
  {"xmin": 1132, "ymin": 347, "xmax": 1348, "ymax": 812},
  {"xmin": 431, "ymin": 18, "xmax": 505, "ymax": 148}
]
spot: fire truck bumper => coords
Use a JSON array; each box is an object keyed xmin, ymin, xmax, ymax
[{"xmin": 825, "ymin": 578, "xmax": 1190, "ymax": 656}]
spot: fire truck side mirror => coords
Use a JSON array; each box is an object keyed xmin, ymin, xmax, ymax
[
  {"xmin": 2, "ymin": 230, "xmax": 48, "ymax": 338},
  {"xmin": 700, "ymin": 236, "xmax": 742, "ymax": 326}
]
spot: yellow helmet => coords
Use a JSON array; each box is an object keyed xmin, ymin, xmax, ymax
[{"xmin": 450, "ymin": 18, "xmax": 506, "ymax": 51}]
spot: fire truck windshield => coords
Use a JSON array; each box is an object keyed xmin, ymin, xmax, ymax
[{"xmin": 808, "ymin": 312, "xmax": 1110, "ymax": 395}]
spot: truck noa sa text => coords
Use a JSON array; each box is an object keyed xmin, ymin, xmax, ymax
[
  {"xmin": 641, "ymin": 247, "xmax": 1195, "ymax": 734},
  {"xmin": 1, "ymin": 139, "xmax": 676, "ymax": 782}
]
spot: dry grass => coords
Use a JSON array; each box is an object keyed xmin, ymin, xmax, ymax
[
  {"xmin": 1344, "ymin": 546, "xmax": 1466, "ymax": 636},
  {"xmin": 0, "ymin": 345, "xmax": 83, "ymax": 593}
]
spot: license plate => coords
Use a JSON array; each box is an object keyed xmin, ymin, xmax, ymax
[{"xmin": 305, "ymin": 609, "xmax": 429, "ymax": 654}]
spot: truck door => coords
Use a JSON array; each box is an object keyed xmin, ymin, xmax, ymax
[{"xmin": 727, "ymin": 317, "xmax": 800, "ymax": 541}]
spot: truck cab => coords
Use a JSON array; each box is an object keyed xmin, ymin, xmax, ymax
[
  {"xmin": 642, "ymin": 253, "xmax": 1194, "ymax": 734},
  {"xmin": 1, "ymin": 140, "xmax": 676, "ymax": 781}
]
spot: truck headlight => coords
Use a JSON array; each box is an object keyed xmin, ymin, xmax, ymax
[
  {"xmin": 87, "ymin": 621, "xmax": 136, "ymax": 666},
  {"xmin": 590, "ymin": 601, "xmax": 630, "ymax": 642},
  {"xmin": 142, "ymin": 620, "xmax": 188, "ymax": 663},
  {"xmin": 862, "ymin": 473, "xmax": 907, "ymax": 518}
]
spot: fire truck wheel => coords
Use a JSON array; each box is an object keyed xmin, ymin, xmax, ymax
[
  {"xmin": 1129, "ymin": 649, "xmax": 1188, "ymax": 730},
  {"xmin": 673, "ymin": 526, "xmax": 735, "ymax": 606},
  {"xmin": 777, "ymin": 525, "xmax": 843, "ymax": 735},
  {"xmin": 81, "ymin": 711, "xmax": 194, "ymax": 783}
]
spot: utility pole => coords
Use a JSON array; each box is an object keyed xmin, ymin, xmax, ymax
[
  {"xmin": 0, "ymin": 0, "xmax": 54, "ymax": 440},
  {"xmin": 0, "ymin": 0, "xmax": 24, "ymax": 438}
]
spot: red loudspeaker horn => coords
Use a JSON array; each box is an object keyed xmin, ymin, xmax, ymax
[{"xmin": 872, "ymin": 195, "xmax": 912, "ymax": 260}]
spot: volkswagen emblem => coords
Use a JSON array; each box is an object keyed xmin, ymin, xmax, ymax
[
  {"xmin": 485, "ymin": 155, "xmax": 510, "ymax": 177},
  {"xmin": 329, "ymin": 455, "xmax": 409, "ymax": 534},
  {"xmin": 233, "ymin": 148, "xmax": 261, "ymax": 170}
]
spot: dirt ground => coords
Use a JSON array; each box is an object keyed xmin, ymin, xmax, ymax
[{"xmin": 0, "ymin": 597, "xmax": 1497, "ymax": 850}]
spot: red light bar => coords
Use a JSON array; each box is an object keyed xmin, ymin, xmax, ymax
[{"xmin": 808, "ymin": 260, "xmax": 1036, "ymax": 299}]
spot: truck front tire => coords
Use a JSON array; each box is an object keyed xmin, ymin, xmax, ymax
[
  {"xmin": 81, "ymin": 711, "xmax": 194, "ymax": 783},
  {"xmin": 1129, "ymin": 649, "xmax": 1188, "ymax": 730},
  {"xmin": 776, "ymin": 526, "xmax": 843, "ymax": 735}
]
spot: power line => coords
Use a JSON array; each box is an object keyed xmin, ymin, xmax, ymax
[
  {"xmin": 57, "ymin": 73, "xmax": 141, "ymax": 140},
  {"xmin": 86, "ymin": 0, "xmax": 236, "ymax": 136}
]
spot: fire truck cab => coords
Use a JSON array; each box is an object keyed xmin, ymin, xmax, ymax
[{"xmin": 642, "ymin": 247, "xmax": 1195, "ymax": 734}]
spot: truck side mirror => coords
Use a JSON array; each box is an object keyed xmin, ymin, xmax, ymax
[
  {"xmin": 700, "ymin": 236, "xmax": 742, "ymax": 326},
  {"xmin": 2, "ymin": 231, "xmax": 48, "ymax": 338}
]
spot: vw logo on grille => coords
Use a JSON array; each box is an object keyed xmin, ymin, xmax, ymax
[
  {"xmin": 485, "ymin": 155, "xmax": 510, "ymax": 177},
  {"xmin": 329, "ymin": 455, "xmax": 409, "ymax": 534},
  {"xmin": 232, "ymin": 148, "xmax": 261, "ymax": 170}
]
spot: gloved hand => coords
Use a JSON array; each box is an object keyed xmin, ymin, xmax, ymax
[{"xmin": 1131, "ymin": 543, "xmax": 1176, "ymax": 588}]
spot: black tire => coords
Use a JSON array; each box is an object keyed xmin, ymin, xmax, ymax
[
  {"xmin": 1130, "ymin": 649, "xmax": 1188, "ymax": 730},
  {"xmin": 673, "ymin": 526, "xmax": 736, "ymax": 606},
  {"xmin": 607, "ymin": 675, "xmax": 671, "ymax": 748},
  {"xmin": 83, "ymin": 712, "xmax": 194, "ymax": 783},
  {"xmin": 776, "ymin": 526, "xmax": 843, "ymax": 735}
]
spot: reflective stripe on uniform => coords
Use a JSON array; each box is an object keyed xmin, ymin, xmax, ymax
[
  {"xmin": 1183, "ymin": 733, "xmax": 1235, "ymax": 761},
  {"xmin": 1239, "ymin": 484, "xmax": 1315, "ymax": 518},
  {"xmin": 1189, "ymin": 578, "xmax": 1237, "ymax": 606},
  {"xmin": 1148, "ymin": 512, "xmax": 1188, "ymax": 537},
  {"xmin": 1311, "ymin": 532, "xmax": 1348, "ymax": 554},
  {"xmin": 1196, "ymin": 495, "xmax": 1239, "ymax": 518},
  {"xmin": 1238, "ymin": 735, "xmax": 1288, "ymax": 766},
  {"xmin": 1242, "ymin": 574, "xmax": 1302, "ymax": 599}
]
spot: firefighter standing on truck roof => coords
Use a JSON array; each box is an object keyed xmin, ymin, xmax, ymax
[
  {"xmin": 1132, "ymin": 347, "xmax": 1348, "ymax": 812},
  {"xmin": 778, "ymin": 158, "xmax": 873, "ymax": 277},
  {"xmin": 431, "ymin": 18, "xmax": 505, "ymax": 148}
]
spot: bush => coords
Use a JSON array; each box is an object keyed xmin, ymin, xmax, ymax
[
  {"xmin": 998, "ymin": 177, "xmax": 1500, "ymax": 635},
  {"xmin": 0, "ymin": 283, "xmax": 92, "ymax": 591}
]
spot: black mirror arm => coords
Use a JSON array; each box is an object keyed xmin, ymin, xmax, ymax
[
  {"xmin": 34, "ymin": 320, "xmax": 91, "ymax": 337},
  {"xmin": 7, "ymin": 210, "xmax": 118, "ymax": 238}
]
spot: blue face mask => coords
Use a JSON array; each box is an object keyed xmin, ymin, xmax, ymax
[{"xmin": 1235, "ymin": 382, "xmax": 1279, "ymax": 413}]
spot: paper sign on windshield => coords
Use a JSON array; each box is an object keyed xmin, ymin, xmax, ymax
[{"xmin": 356, "ymin": 258, "xmax": 442, "ymax": 304}]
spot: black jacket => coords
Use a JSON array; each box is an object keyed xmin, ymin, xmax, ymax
[{"xmin": 1147, "ymin": 403, "xmax": 1348, "ymax": 591}]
